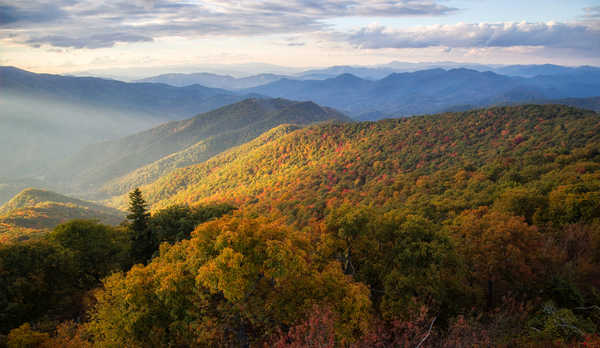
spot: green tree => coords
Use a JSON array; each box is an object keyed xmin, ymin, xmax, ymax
[
  {"xmin": 50, "ymin": 219, "xmax": 128, "ymax": 285},
  {"xmin": 127, "ymin": 188, "xmax": 152, "ymax": 264},
  {"xmin": 0, "ymin": 240, "xmax": 78, "ymax": 334},
  {"xmin": 149, "ymin": 203, "xmax": 235, "ymax": 249}
]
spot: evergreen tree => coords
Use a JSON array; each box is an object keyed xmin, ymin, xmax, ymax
[{"xmin": 127, "ymin": 188, "xmax": 152, "ymax": 264}]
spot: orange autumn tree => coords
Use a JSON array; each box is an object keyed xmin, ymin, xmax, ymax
[
  {"xmin": 450, "ymin": 207, "xmax": 546, "ymax": 308},
  {"xmin": 81, "ymin": 215, "xmax": 371, "ymax": 347}
]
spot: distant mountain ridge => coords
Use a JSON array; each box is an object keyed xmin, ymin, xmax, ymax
[
  {"xmin": 0, "ymin": 66, "xmax": 255, "ymax": 119},
  {"xmin": 136, "ymin": 72, "xmax": 287, "ymax": 89},
  {"xmin": 245, "ymin": 68, "xmax": 600, "ymax": 118},
  {"xmin": 0, "ymin": 178, "xmax": 52, "ymax": 206},
  {"xmin": 130, "ymin": 63, "xmax": 600, "ymax": 85}
]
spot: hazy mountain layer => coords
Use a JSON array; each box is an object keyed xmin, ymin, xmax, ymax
[
  {"xmin": 52, "ymin": 98, "xmax": 350, "ymax": 196},
  {"xmin": 136, "ymin": 72, "xmax": 286, "ymax": 89},
  {"xmin": 0, "ymin": 66, "xmax": 253, "ymax": 118},
  {"xmin": 0, "ymin": 66, "xmax": 260, "ymax": 179}
]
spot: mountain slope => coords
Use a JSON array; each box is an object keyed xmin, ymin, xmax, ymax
[
  {"xmin": 99, "ymin": 124, "xmax": 303, "ymax": 197},
  {"xmin": 107, "ymin": 105, "xmax": 599, "ymax": 223},
  {"xmin": 0, "ymin": 188, "xmax": 124, "ymax": 241},
  {"xmin": 53, "ymin": 98, "xmax": 350, "ymax": 195}
]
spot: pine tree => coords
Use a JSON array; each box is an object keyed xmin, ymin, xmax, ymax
[{"xmin": 127, "ymin": 188, "xmax": 152, "ymax": 264}]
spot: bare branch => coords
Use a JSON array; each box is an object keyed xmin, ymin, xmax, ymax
[{"xmin": 416, "ymin": 316, "xmax": 437, "ymax": 348}]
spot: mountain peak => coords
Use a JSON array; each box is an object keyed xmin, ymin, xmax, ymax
[{"xmin": 332, "ymin": 73, "xmax": 363, "ymax": 82}]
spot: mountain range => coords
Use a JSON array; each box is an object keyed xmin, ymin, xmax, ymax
[
  {"xmin": 2, "ymin": 64, "xmax": 600, "ymax": 194},
  {"xmin": 134, "ymin": 63, "xmax": 600, "ymax": 85},
  {"xmin": 245, "ymin": 67, "xmax": 600, "ymax": 116},
  {"xmin": 0, "ymin": 66, "xmax": 255, "ymax": 119}
]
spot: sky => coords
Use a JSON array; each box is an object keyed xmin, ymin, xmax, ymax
[{"xmin": 1, "ymin": 0, "xmax": 599, "ymax": 76}]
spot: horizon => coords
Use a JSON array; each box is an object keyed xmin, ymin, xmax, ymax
[{"xmin": 5, "ymin": 60, "xmax": 600, "ymax": 81}]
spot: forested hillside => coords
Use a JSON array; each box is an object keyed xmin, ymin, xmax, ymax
[
  {"xmin": 4, "ymin": 105, "xmax": 600, "ymax": 347},
  {"xmin": 0, "ymin": 189, "xmax": 124, "ymax": 242},
  {"xmin": 100, "ymin": 124, "xmax": 302, "ymax": 197},
  {"xmin": 52, "ymin": 98, "xmax": 349, "ymax": 196},
  {"xmin": 124, "ymin": 105, "xmax": 600, "ymax": 221}
]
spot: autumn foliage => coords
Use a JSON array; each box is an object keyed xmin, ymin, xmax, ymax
[{"xmin": 3, "ymin": 105, "xmax": 600, "ymax": 347}]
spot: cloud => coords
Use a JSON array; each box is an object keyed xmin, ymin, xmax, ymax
[
  {"xmin": 342, "ymin": 21, "xmax": 600, "ymax": 54},
  {"xmin": 582, "ymin": 6, "xmax": 600, "ymax": 19},
  {"xmin": 0, "ymin": 0, "xmax": 456, "ymax": 48},
  {"xmin": 0, "ymin": 3, "xmax": 67, "ymax": 26},
  {"xmin": 27, "ymin": 33, "xmax": 153, "ymax": 49}
]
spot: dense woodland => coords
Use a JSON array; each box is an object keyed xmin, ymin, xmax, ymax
[{"xmin": 1, "ymin": 104, "xmax": 600, "ymax": 347}]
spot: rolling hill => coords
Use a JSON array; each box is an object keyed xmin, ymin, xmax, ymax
[
  {"xmin": 52, "ymin": 98, "xmax": 350, "ymax": 196},
  {"xmin": 105, "ymin": 105, "xmax": 600, "ymax": 224},
  {"xmin": 0, "ymin": 188, "xmax": 124, "ymax": 242},
  {"xmin": 0, "ymin": 178, "xmax": 52, "ymax": 206}
]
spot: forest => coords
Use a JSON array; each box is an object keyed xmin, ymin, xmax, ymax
[{"xmin": 1, "ymin": 104, "xmax": 600, "ymax": 347}]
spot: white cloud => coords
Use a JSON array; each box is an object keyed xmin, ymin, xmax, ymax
[
  {"xmin": 342, "ymin": 21, "xmax": 600, "ymax": 54},
  {"xmin": 0, "ymin": 0, "xmax": 457, "ymax": 48}
]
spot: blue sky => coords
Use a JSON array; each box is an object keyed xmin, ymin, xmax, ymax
[
  {"xmin": 0, "ymin": 0, "xmax": 598, "ymax": 75},
  {"xmin": 327, "ymin": 1, "xmax": 597, "ymax": 28}
]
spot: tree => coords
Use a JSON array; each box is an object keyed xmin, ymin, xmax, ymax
[
  {"xmin": 127, "ymin": 188, "xmax": 152, "ymax": 264},
  {"xmin": 82, "ymin": 216, "xmax": 371, "ymax": 347},
  {"xmin": 0, "ymin": 240, "xmax": 78, "ymax": 334},
  {"xmin": 450, "ymin": 207, "xmax": 545, "ymax": 309},
  {"xmin": 50, "ymin": 219, "xmax": 128, "ymax": 285},
  {"xmin": 149, "ymin": 203, "xmax": 235, "ymax": 248},
  {"xmin": 6, "ymin": 323, "xmax": 49, "ymax": 348}
]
